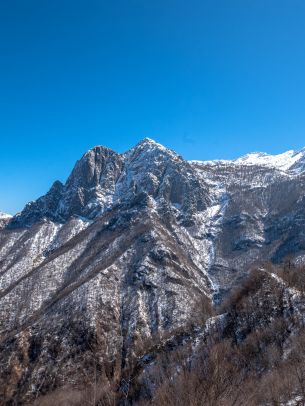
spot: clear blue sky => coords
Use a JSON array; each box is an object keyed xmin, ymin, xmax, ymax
[{"xmin": 1, "ymin": 1, "xmax": 305, "ymax": 214}]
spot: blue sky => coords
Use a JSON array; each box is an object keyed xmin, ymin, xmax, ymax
[{"xmin": 1, "ymin": 0, "xmax": 305, "ymax": 214}]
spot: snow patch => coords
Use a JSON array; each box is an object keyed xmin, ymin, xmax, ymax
[{"xmin": 0, "ymin": 211, "xmax": 12, "ymax": 219}]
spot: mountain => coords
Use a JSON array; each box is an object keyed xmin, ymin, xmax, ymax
[
  {"xmin": 0, "ymin": 211, "xmax": 12, "ymax": 228},
  {"xmin": 195, "ymin": 147, "xmax": 305, "ymax": 173},
  {"xmin": 190, "ymin": 147, "xmax": 305, "ymax": 295},
  {"xmin": 1, "ymin": 139, "xmax": 305, "ymax": 404},
  {"xmin": 0, "ymin": 212, "xmax": 11, "ymax": 218}
]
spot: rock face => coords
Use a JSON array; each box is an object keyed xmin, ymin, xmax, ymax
[
  {"xmin": 1, "ymin": 138, "xmax": 305, "ymax": 403},
  {"xmin": 191, "ymin": 150, "xmax": 305, "ymax": 296}
]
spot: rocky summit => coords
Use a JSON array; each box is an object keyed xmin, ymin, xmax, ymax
[{"xmin": 1, "ymin": 138, "xmax": 305, "ymax": 404}]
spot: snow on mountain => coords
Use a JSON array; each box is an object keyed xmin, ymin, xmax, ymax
[
  {"xmin": 191, "ymin": 147, "xmax": 305, "ymax": 174},
  {"xmin": 2, "ymin": 139, "xmax": 305, "ymax": 403},
  {"xmin": 234, "ymin": 148, "xmax": 305, "ymax": 172},
  {"xmin": 124, "ymin": 137, "xmax": 177, "ymax": 158},
  {"xmin": 0, "ymin": 211, "xmax": 12, "ymax": 219},
  {"xmin": 0, "ymin": 211, "xmax": 12, "ymax": 228}
]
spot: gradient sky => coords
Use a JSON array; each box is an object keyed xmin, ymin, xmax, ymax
[{"xmin": 1, "ymin": 1, "xmax": 305, "ymax": 214}]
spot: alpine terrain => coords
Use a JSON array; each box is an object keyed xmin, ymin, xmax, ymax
[{"xmin": 2, "ymin": 138, "xmax": 305, "ymax": 405}]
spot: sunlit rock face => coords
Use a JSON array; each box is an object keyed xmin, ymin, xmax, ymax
[{"xmin": 1, "ymin": 139, "xmax": 305, "ymax": 403}]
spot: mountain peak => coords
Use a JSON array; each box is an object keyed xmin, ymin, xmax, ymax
[
  {"xmin": 126, "ymin": 138, "xmax": 178, "ymax": 160},
  {"xmin": 135, "ymin": 137, "xmax": 165, "ymax": 150},
  {"xmin": 139, "ymin": 137, "xmax": 156, "ymax": 144},
  {"xmin": 67, "ymin": 145, "xmax": 121, "ymax": 188},
  {"xmin": 83, "ymin": 144, "xmax": 115, "ymax": 157}
]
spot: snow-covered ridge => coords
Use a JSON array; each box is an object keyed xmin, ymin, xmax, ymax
[
  {"xmin": 190, "ymin": 147, "xmax": 305, "ymax": 174},
  {"xmin": 0, "ymin": 211, "xmax": 12, "ymax": 219}
]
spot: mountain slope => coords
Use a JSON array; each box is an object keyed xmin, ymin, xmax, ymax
[
  {"xmin": 0, "ymin": 212, "xmax": 12, "ymax": 229},
  {"xmin": 190, "ymin": 147, "xmax": 305, "ymax": 294},
  {"xmin": 1, "ymin": 140, "xmax": 305, "ymax": 403}
]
